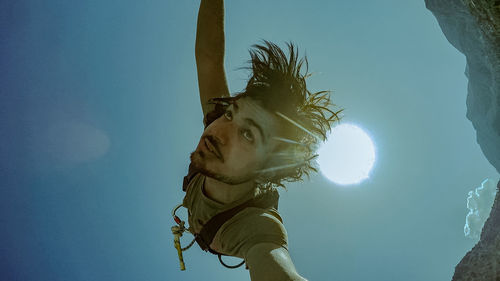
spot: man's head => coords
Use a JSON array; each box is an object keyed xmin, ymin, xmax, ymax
[
  {"xmin": 191, "ymin": 41, "xmax": 342, "ymax": 188},
  {"xmin": 191, "ymin": 97, "xmax": 281, "ymax": 184}
]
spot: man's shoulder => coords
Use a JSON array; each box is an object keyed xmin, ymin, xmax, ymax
[
  {"xmin": 212, "ymin": 206, "xmax": 289, "ymax": 258},
  {"xmin": 221, "ymin": 188, "xmax": 284, "ymax": 233},
  {"xmin": 232, "ymin": 207, "xmax": 284, "ymax": 225}
]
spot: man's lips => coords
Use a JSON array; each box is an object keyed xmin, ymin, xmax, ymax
[{"xmin": 204, "ymin": 137, "xmax": 222, "ymax": 160}]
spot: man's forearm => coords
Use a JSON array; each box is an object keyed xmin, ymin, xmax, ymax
[{"xmin": 195, "ymin": 0, "xmax": 225, "ymax": 63}]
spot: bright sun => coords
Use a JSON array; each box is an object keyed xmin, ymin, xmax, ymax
[{"xmin": 317, "ymin": 123, "xmax": 376, "ymax": 185}]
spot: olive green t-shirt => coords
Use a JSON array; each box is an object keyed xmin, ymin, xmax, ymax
[{"xmin": 182, "ymin": 173, "xmax": 288, "ymax": 259}]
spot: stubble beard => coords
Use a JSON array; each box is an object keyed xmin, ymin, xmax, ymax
[{"xmin": 190, "ymin": 151, "xmax": 257, "ymax": 185}]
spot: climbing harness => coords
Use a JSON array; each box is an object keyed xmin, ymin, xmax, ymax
[
  {"xmin": 172, "ymin": 161, "xmax": 281, "ymax": 270},
  {"xmin": 171, "ymin": 203, "xmax": 248, "ymax": 270},
  {"xmin": 174, "ymin": 161, "xmax": 251, "ymax": 270}
]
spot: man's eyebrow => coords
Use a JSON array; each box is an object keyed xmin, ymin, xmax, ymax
[
  {"xmin": 230, "ymin": 101, "xmax": 266, "ymax": 144},
  {"xmin": 244, "ymin": 118, "xmax": 266, "ymax": 144}
]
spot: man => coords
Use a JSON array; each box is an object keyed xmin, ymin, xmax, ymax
[{"xmin": 181, "ymin": 1, "xmax": 341, "ymax": 280}]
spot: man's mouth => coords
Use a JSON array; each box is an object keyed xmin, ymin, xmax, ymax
[{"xmin": 204, "ymin": 137, "xmax": 222, "ymax": 160}]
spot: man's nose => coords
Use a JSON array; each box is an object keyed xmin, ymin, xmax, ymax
[
  {"xmin": 212, "ymin": 121, "xmax": 240, "ymax": 146},
  {"xmin": 211, "ymin": 125, "xmax": 231, "ymax": 146}
]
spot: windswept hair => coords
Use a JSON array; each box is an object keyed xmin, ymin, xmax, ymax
[{"xmin": 207, "ymin": 40, "xmax": 343, "ymax": 189}]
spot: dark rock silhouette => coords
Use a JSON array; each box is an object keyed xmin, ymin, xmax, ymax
[
  {"xmin": 425, "ymin": 0, "xmax": 500, "ymax": 175},
  {"xmin": 425, "ymin": 0, "xmax": 500, "ymax": 280},
  {"xmin": 452, "ymin": 180, "xmax": 500, "ymax": 281}
]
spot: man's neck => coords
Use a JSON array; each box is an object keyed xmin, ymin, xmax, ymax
[{"xmin": 203, "ymin": 176, "xmax": 256, "ymax": 205}]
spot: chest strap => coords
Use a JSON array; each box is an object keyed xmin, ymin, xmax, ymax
[
  {"xmin": 182, "ymin": 163, "xmax": 280, "ymax": 269},
  {"xmin": 195, "ymin": 189, "xmax": 279, "ymax": 254}
]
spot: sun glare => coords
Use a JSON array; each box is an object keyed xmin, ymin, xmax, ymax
[{"xmin": 318, "ymin": 123, "xmax": 376, "ymax": 185}]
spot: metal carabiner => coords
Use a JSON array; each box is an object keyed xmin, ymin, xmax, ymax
[
  {"xmin": 171, "ymin": 203, "xmax": 187, "ymax": 270},
  {"xmin": 172, "ymin": 203, "xmax": 184, "ymax": 226}
]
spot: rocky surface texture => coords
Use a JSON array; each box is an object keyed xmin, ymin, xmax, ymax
[
  {"xmin": 425, "ymin": 0, "xmax": 500, "ymax": 280},
  {"xmin": 425, "ymin": 0, "xmax": 499, "ymax": 174},
  {"xmin": 452, "ymin": 180, "xmax": 500, "ymax": 281}
]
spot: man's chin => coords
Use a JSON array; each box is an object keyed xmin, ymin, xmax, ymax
[
  {"xmin": 190, "ymin": 151, "xmax": 206, "ymax": 171},
  {"xmin": 190, "ymin": 151, "xmax": 256, "ymax": 185},
  {"xmin": 190, "ymin": 150, "xmax": 214, "ymax": 176},
  {"xmin": 190, "ymin": 150, "xmax": 201, "ymax": 162}
]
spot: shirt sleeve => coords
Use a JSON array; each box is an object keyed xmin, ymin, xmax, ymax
[{"xmin": 212, "ymin": 207, "xmax": 289, "ymax": 259}]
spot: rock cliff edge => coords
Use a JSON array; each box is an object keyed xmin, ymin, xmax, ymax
[{"xmin": 425, "ymin": 0, "xmax": 499, "ymax": 279}]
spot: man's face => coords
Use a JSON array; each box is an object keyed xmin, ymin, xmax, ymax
[{"xmin": 191, "ymin": 98, "xmax": 280, "ymax": 185}]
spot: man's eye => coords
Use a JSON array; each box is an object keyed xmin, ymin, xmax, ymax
[
  {"xmin": 242, "ymin": 130, "xmax": 254, "ymax": 142},
  {"xmin": 224, "ymin": 111, "xmax": 233, "ymax": 120}
]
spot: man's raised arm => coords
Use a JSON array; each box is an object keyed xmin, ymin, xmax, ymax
[{"xmin": 195, "ymin": 0, "xmax": 230, "ymax": 117}]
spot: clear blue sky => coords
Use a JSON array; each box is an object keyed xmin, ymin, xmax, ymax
[{"xmin": 1, "ymin": 1, "xmax": 498, "ymax": 280}]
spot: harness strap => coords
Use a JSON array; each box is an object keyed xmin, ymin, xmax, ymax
[
  {"xmin": 218, "ymin": 254, "xmax": 245, "ymax": 269},
  {"xmin": 195, "ymin": 190, "xmax": 279, "ymax": 253}
]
